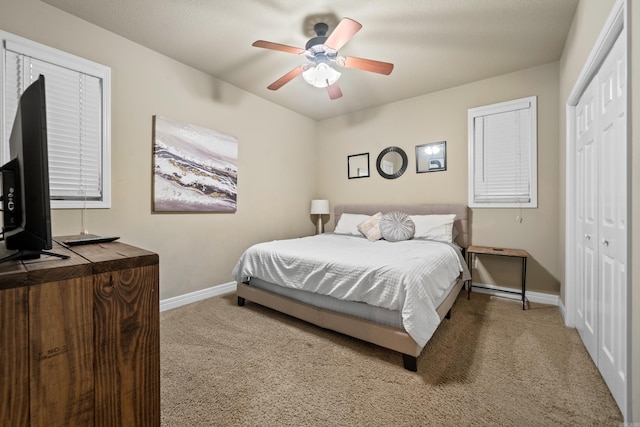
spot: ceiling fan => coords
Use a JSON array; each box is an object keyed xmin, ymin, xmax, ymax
[{"xmin": 252, "ymin": 17, "xmax": 394, "ymax": 100}]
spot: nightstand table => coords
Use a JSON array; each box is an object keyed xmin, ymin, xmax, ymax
[{"xmin": 467, "ymin": 245, "xmax": 528, "ymax": 310}]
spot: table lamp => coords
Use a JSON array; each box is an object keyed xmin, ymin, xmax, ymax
[{"xmin": 310, "ymin": 199, "xmax": 330, "ymax": 234}]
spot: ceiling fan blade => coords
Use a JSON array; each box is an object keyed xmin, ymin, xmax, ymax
[
  {"xmin": 267, "ymin": 66, "xmax": 305, "ymax": 90},
  {"xmin": 324, "ymin": 18, "xmax": 362, "ymax": 51},
  {"xmin": 252, "ymin": 40, "xmax": 305, "ymax": 55},
  {"xmin": 343, "ymin": 56, "xmax": 394, "ymax": 75},
  {"xmin": 326, "ymin": 82, "xmax": 343, "ymax": 100}
]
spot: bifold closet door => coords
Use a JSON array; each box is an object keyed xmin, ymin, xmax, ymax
[
  {"xmin": 595, "ymin": 31, "xmax": 626, "ymax": 410},
  {"xmin": 574, "ymin": 30, "xmax": 627, "ymax": 414}
]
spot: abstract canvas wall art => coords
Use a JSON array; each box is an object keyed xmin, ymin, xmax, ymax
[{"xmin": 153, "ymin": 116, "xmax": 238, "ymax": 212}]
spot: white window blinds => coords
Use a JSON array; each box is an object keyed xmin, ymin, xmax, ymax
[
  {"xmin": 2, "ymin": 33, "xmax": 111, "ymax": 208},
  {"xmin": 468, "ymin": 96, "xmax": 537, "ymax": 208}
]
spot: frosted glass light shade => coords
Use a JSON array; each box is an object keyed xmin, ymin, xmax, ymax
[
  {"xmin": 302, "ymin": 63, "xmax": 341, "ymax": 88},
  {"xmin": 310, "ymin": 199, "xmax": 330, "ymax": 214}
]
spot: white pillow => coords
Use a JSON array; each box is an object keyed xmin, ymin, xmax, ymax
[
  {"xmin": 410, "ymin": 214, "xmax": 456, "ymax": 243},
  {"xmin": 334, "ymin": 213, "xmax": 372, "ymax": 236}
]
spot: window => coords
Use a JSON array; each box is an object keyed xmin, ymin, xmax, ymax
[
  {"xmin": 468, "ymin": 96, "xmax": 537, "ymax": 208},
  {"xmin": 1, "ymin": 31, "xmax": 111, "ymax": 208}
]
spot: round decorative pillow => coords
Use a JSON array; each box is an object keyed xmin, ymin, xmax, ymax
[{"xmin": 379, "ymin": 211, "xmax": 415, "ymax": 242}]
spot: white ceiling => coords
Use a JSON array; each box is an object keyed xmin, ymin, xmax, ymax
[{"xmin": 42, "ymin": 0, "xmax": 579, "ymax": 121}]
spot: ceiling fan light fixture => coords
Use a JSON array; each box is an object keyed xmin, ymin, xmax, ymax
[
  {"xmin": 253, "ymin": 17, "xmax": 393, "ymax": 97},
  {"xmin": 302, "ymin": 63, "xmax": 341, "ymax": 88}
]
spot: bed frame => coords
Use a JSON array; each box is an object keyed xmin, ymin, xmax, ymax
[{"xmin": 236, "ymin": 204, "xmax": 469, "ymax": 371}]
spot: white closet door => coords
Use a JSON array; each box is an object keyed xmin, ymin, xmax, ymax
[
  {"xmin": 596, "ymin": 32, "xmax": 627, "ymax": 411},
  {"xmin": 575, "ymin": 76, "xmax": 598, "ymax": 362}
]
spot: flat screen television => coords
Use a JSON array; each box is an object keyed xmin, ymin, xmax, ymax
[{"xmin": 1, "ymin": 75, "xmax": 68, "ymax": 263}]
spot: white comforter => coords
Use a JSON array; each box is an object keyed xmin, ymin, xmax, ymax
[{"xmin": 232, "ymin": 233, "xmax": 468, "ymax": 348}]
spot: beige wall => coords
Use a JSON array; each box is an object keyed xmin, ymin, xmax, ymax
[
  {"xmin": 3, "ymin": 0, "xmax": 637, "ymax": 419},
  {"xmin": 559, "ymin": 0, "xmax": 637, "ymax": 420},
  {"xmin": 0, "ymin": 0, "xmax": 317, "ymax": 300},
  {"xmin": 316, "ymin": 62, "xmax": 560, "ymax": 295}
]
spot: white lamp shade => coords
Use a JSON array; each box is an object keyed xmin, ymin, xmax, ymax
[
  {"xmin": 302, "ymin": 63, "xmax": 341, "ymax": 88},
  {"xmin": 310, "ymin": 199, "xmax": 330, "ymax": 215}
]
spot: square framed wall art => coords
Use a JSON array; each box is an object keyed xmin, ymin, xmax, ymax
[
  {"xmin": 415, "ymin": 141, "xmax": 446, "ymax": 173},
  {"xmin": 153, "ymin": 115, "xmax": 238, "ymax": 212}
]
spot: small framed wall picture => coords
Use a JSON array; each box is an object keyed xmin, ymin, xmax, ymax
[
  {"xmin": 347, "ymin": 152, "xmax": 370, "ymax": 179},
  {"xmin": 415, "ymin": 141, "xmax": 446, "ymax": 173}
]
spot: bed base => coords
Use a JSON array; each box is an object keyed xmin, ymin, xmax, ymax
[{"xmin": 236, "ymin": 279, "xmax": 464, "ymax": 371}]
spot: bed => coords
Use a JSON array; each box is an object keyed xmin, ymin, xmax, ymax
[{"xmin": 232, "ymin": 204, "xmax": 470, "ymax": 371}]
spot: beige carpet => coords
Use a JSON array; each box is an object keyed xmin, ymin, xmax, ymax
[{"xmin": 160, "ymin": 292, "xmax": 622, "ymax": 426}]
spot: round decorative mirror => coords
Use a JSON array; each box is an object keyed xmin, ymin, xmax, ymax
[{"xmin": 376, "ymin": 146, "xmax": 408, "ymax": 179}]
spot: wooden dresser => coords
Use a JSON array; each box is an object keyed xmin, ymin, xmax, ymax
[{"xmin": 0, "ymin": 239, "xmax": 160, "ymax": 426}]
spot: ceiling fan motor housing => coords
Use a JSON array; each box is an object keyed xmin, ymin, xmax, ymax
[
  {"xmin": 305, "ymin": 22, "xmax": 330, "ymax": 50},
  {"xmin": 305, "ymin": 36, "xmax": 327, "ymax": 50}
]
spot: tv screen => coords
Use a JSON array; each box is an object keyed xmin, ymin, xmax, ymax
[{"xmin": 1, "ymin": 75, "xmax": 68, "ymax": 263}]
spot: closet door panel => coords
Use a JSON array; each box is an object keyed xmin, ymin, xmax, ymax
[
  {"xmin": 596, "ymin": 32, "xmax": 626, "ymax": 411},
  {"xmin": 575, "ymin": 77, "xmax": 598, "ymax": 360}
]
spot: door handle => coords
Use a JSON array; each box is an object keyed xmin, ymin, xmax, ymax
[
  {"xmin": 585, "ymin": 234, "xmax": 591, "ymax": 240},
  {"xmin": 602, "ymin": 239, "xmax": 609, "ymax": 246}
]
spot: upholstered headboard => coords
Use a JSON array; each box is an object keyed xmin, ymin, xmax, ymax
[{"xmin": 333, "ymin": 204, "xmax": 470, "ymax": 248}]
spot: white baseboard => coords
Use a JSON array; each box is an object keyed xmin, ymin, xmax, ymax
[
  {"xmin": 469, "ymin": 282, "xmax": 559, "ymax": 306},
  {"xmin": 160, "ymin": 281, "xmax": 559, "ymax": 312},
  {"xmin": 160, "ymin": 281, "xmax": 237, "ymax": 312},
  {"xmin": 558, "ymin": 298, "xmax": 567, "ymax": 322}
]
